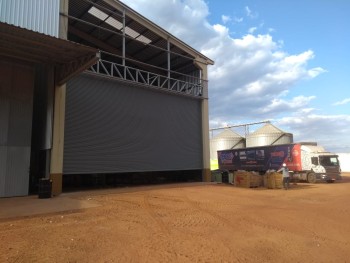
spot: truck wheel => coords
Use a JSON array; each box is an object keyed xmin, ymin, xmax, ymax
[
  {"xmin": 307, "ymin": 172, "xmax": 317, "ymax": 184},
  {"xmin": 326, "ymin": 180, "xmax": 334, "ymax": 183}
]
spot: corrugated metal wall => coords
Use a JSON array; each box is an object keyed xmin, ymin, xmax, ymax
[
  {"xmin": 0, "ymin": 61, "xmax": 34, "ymax": 197},
  {"xmin": 64, "ymin": 73, "xmax": 203, "ymax": 174},
  {"xmin": 246, "ymin": 133, "xmax": 293, "ymax": 147},
  {"xmin": 0, "ymin": 0, "xmax": 60, "ymax": 37},
  {"xmin": 210, "ymin": 130, "xmax": 245, "ymax": 160}
]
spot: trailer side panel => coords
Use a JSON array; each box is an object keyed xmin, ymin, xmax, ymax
[{"xmin": 218, "ymin": 144, "xmax": 302, "ymax": 172}]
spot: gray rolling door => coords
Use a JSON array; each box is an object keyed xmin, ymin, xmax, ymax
[
  {"xmin": 64, "ymin": 73, "xmax": 203, "ymax": 174},
  {"xmin": 0, "ymin": 61, "xmax": 34, "ymax": 197}
]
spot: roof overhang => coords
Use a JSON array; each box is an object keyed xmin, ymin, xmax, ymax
[
  {"xmin": 0, "ymin": 22, "xmax": 99, "ymax": 85},
  {"xmin": 66, "ymin": 0, "xmax": 213, "ymax": 77}
]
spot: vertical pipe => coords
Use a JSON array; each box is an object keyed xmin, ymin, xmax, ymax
[
  {"xmin": 167, "ymin": 39, "xmax": 170, "ymax": 90},
  {"xmin": 199, "ymin": 69, "xmax": 202, "ymax": 95},
  {"xmin": 122, "ymin": 8, "xmax": 126, "ymax": 79}
]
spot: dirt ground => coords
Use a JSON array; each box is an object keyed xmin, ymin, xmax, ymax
[{"xmin": 1, "ymin": 174, "xmax": 350, "ymax": 263}]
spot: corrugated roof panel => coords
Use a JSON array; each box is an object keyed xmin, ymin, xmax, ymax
[
  {"xmin": 251, "ymin": 123, "xmax": 285, "ymax": 135},
  {"xmin": 0, "ymin": 0, "xmax": 59, "ymax": 37},
  {"xmin": 136, "ymin": 34, "xmax": 152, "ymax": 44},
  {"xmin": 124, "ymin": 26, "xmax": 139, "ymax": 38},
  {"xmin": 246, "ymin": 123, "xmax": 293, "ymax": 147},
  {"xmin": 213, "ymin": 129, "xmax": 243, "ymax": 140},
  {"xmin": 106, "ymin": 17, "xmax": 123, "ymax": 30},
  {"xmin": 88, "ymin": 6, "xmax": 109, "ymax": 21}
]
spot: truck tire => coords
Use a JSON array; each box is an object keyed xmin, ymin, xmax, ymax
[{"xmin": 307, "ymin": 172, "xmax": 317, "ymax": 184}]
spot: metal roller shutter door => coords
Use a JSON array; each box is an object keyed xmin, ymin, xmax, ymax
[
  {"xmin": 0, "ymin": 61, "xmax": 34, "ymax": 197},
  {"xmin": 64, "ymin": 73, "xmax": 203, "ymax": 174}
]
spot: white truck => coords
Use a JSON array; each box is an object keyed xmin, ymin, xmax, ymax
[{"xmin": 293, "ymin": 142, "xmax": 341, "ymax": 183}]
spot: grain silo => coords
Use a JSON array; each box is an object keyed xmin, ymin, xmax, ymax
[
  {"xmin": 246, "ymin": 123, "xmax": 293, "ymax": 147},
  {"xmin": 210, "ymin": 129, "xmax": 245, "ymax": 169}
]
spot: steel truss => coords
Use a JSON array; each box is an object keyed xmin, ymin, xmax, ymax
[{"xmin": 89, "ymin": 58, "xmax": 206, "ymax": 98}]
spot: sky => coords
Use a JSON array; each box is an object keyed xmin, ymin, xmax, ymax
[{"xmin": 120, "ymin": 0, "xmax": 350, "ymax": 153}]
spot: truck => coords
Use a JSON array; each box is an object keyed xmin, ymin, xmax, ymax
[{"xmin": 217, "ymin": 142, "xmax": 341, "ymax": 183}]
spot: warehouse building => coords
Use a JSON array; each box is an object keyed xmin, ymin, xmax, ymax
[{"xmin": 0, "ymin": 0, "xmax": 214, "ymax": 197}]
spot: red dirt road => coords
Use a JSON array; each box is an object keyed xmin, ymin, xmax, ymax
[{"xmin": 1, "ymin": 175, "xmax": 350, "ymax": 263}]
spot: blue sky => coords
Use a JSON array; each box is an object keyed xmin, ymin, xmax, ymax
[{"xmin": 121, "ymin": 0, "xmax": 350, "ymax": 153}]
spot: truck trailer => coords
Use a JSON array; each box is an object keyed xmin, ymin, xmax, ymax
[{"xmin": 217, "ymin": 142, "xmax": 341, "ymax": 183}]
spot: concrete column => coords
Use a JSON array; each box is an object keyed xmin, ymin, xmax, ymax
[
  {"xmin": 50, "ymin": 0, "xmax": 69, "ymax": 195},
  {"xmin": 50, "ymin": 85, "xmax": 66, "ymax": 195},
  {"xmin": 195, "ymin": 60, "xmax": 211, "ymax": 182},
  {"xmin": 202, "ymin": 98, "xmax": 211, "ymax": 182}
]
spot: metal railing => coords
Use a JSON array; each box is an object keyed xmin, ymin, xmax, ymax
[{"xmin": 88, "ymin": 59, "xmax": 206, "ymax": 98}]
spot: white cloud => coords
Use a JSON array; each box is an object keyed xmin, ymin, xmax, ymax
[
  {"xmin": 203, "ymin": 32, "xmax": 324, "ymax": 119},
  {"xmin": 221, "ymin": 15, "xmax": 231, "ymax": 24},
  {"xmin": 244, "ymin": 6, "xmax": 258, "ymax": 19},
  {"xmin": 120, "ymin": 0, "xmax": 214, "ymax": 49},
  {"xmin": 333, "ymin": 98, "xmax": 350, "ymax": 106},
  {"xmin": 277, "ymin": 114, "xmax": 350, "ymax": 152},
  {"xmin": 245, "ymin": 6, "xmax": 258, "ymax": 19},
  {"xmin": 234, "ymin": 17, "xmax": 243, "ymax": 23},
  {"xmin": 248, "ymin": 27, "xmax": 257, "ymax": 34},
  {"xmin": 245, "ymin": 6, "xmax": 252, "ymax": 16},
  {"xmin": 299, "ymin": 108, "xmax": 316, "ymax": 114},
  {"xmin": 261, "ymin": 96, "xmax": 316, "ymax": 114}
]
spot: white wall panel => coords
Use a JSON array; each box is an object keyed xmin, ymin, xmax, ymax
[
  {"xmin": 0, "ymin": 0, "xmax": 60, "ymax": 37},
  {"xmin": 338, "ymin": 153, "xmax": 350, "ymax": 172}
]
